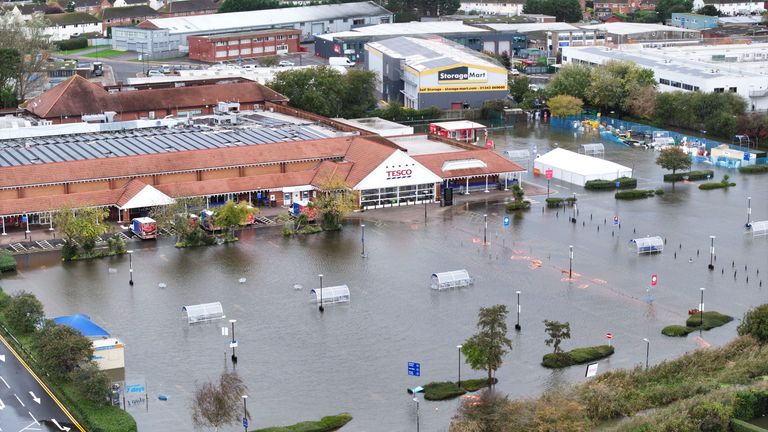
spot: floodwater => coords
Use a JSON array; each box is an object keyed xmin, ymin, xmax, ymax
[{"xmin": 3, "ymin": 120, "xmax": 768, "ymax": 432}]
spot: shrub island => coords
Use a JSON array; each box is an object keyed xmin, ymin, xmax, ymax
[
  {"xmin": 699, "ymin": 175, "xmax": 736, "ymax": 190},
  {"xmin": 251, "ymin": 413, "xmax": 353, "ymax": 432},
  {"xmin": 615, "ymin": 189, "xmax": 657, "ymax": 200},
  {"xmin": 663, "ymin": 170, "xmax": 714, "ymax": 182},
  {"xmin": 421, "ymin": 378, "xmax": 496, "ymax": 401},
  {"xmin": 662, "ymin": 310, "xmax": 734, "ymax": 337},
  {"xmin": 584, "ymin": 177, "xmax": 637, "ymax": 191},
  {"xmin": 541, "ymin": 345, "xmax": 615, "ymax": 369}
]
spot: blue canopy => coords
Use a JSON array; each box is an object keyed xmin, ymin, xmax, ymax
[{"xmin": 52, "ymin": 314, "xmax": 110, "ymax": 338}]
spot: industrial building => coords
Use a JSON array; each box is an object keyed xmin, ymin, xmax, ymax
[
  {"xmin": 670, "ymin": 13, "xmax": 719, "ymax": 30},
  {"xmin": 365, "ymin": 36, "xmax": 508, "ymax": 110},
  {"xmin": 692, "ymin": 0, "xmax": 766, "ymax": 15},
  {"xmin": 579, "ymin": 22, "xmax": 701, "ymax": 46},
  {"xmin": 188, "ymin": 29, "xmax": 302, "ymax": 62},
  {"xmin": 483, "ymin": 22, "xmax": 603, "ymax": 56},
  {"xmin": 561, "ymin": 43, "xmax": 768, "ymax": 111},
  {"xmin": 315, "ymin": 21, "xmax": 527, "ymax": 63},
  {"xmin": 111, "ymin": 1, "xmax": 393, "ymax": 57}
]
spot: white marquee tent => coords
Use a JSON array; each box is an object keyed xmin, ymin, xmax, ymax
[{"xmin": 533, "ymin": 148, "xmax": 632, "ymax": 187}]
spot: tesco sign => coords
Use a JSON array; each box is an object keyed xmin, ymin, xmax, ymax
[{"xmin": 386, "ymin": 169, "xmax": 412, "ymax": 180}]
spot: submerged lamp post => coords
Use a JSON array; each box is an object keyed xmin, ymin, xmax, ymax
[
  {"xmin": 230, "ymin": 319, "xmax": 237, "ymax": 363},
  {"xmin": 571, "ymin": 193, "xmax": 577, "ymax": 223},
  {"xmin": 413, "ymin": 395, "xmax": 420, "ymax": 432},
  {"xmin": 699, "ymin": 287, "xmax": 705, "ymax": 326},
  {"xmin": 746, "ymin": 196, "xmax": 752, "ymax": 228},
  {"xmin": 242, "ymin": 395, "xmax": 248, "ymax": 432},
  {"xmin": 361, "ymin": 224, "xmax": 366, "ymax": 258},
  {"xmin": 515, "ymin": 290, "xmax": 521, "ymax": 331},
  {"xmin": 457, "ymin": 344, "xmax": 462, "ymax": 387},
  {"xmin": 423, "ymin": 191, "xmax": 428, "ymax": 224},
  {"xmin": 643, "ymin": 338, "xmax": 650, "ymax": 370},
  {"xmin": 318, "ymin": 274, "xmax": 324, "ymax": 313},
  {"xmin": 128, "ymin": 250, "xmax": 134, "ymax": 286},
  {"xmin": 483, "ymin": 214, "xmax": 488, "ymax": 245},
  {"xmin": 708, "ymin": 235, "xmax": 716, "ymax": 270},
  {"xmin": 569, "ymin": 245, "xmax": 574, "ymax": 279}
]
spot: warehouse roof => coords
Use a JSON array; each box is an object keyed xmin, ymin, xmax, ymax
[
  {"xmin": 140, "ymin": 1, "xmax": 391, "ymax": 35},
  {"xmin": 580, "ymin": 22, "xmax": 700, "ymax": 35},
  {"xmin": 316, "ymin": 21, "xmax": 487, "ymax": 41},
  {"xmin": 366, "ymin": 36, "xmax": 503, "ymax": 72},
  {"xmin": 484, "ymin": 22, "xmax": 580, "ymax": 32}
]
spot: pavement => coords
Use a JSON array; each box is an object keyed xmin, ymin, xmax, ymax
[{"xmin": 0, "ymin": 333, "xmax": 85, "ymax": 432}]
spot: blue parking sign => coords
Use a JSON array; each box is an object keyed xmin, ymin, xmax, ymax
[
  {"xmin": 408, "ymin": 362, "xmax": 421, "ymax": 377},
  {"xmin": 243, "ymin": 417, "xmax": 249, "ymax": 428},
  {"xmin": 503, "ymin": 216, "xmax": 510, "ymax": 226}
]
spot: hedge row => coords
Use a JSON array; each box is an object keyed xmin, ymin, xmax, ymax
[
  {"xmin": 739, "ymin": 165, "xmax": 768, "ymax": 174},
  {"xmin": 663, "ymin": 170, "xmax": 714, "ymax": 182},
  {"xmin": 545, "ymin": 197, "xmax": 577, "ymax": 208},
  {"xmin": 252, "ymin": 413, "xmax": 353, "ymax": 432},
  {"xmin": 0, "ymin": 250, "xmax": 16, "ymax": 273},
  {"xmin": 732, "ymin": 419, "xmax": 768, "ymax": 432},
  {"xmin": 56, "ymin": 37, "xmax": 88, "ymax": 51},
  {"xmin": 541, "ymin": 345, "xmax": 615, "ymax": 369},
  {"xmin": 699, "ymin": 181, "xmax": 736, "ymax": 190},
  {"xmin": 584, "ymin": 177, "xmax": 637, "ymax": 190},
  {"xmin": 615, "ymin": 190, "xmax": 656, "ymax": 200}
]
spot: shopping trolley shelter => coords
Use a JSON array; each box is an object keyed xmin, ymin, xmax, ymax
[{"xmin": 2, "ymin": 132, "xmax": 768, "ymax": 432}]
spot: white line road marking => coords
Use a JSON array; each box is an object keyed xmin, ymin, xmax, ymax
[
  {"xmin": 0, "ymin": 397, "xmax": 5, "ymax": 410},
  {"xmin": 14, "ymin": 393, "xmax": 25, "ymax": 407},
  {"xmin": 0, "ymin": 354, "xmax": 5, "ymax": 362},
  {"xmin": 52, "ymin": 419, "xmax": 72, "ymax": 431},
  {"xmin": 0, "ymin": 376, "xmax": 8, "ymax": 389},
  {"xmin": 29, "ymin": 411, "xmax": 40, "ymax": 425},
  {"xmin": 29, "ymin": 392, "xmax": 41, "ymax": 404},
  {"xmin": 18, "ymin": 421, "xmax": 42, "ymax": 432}
]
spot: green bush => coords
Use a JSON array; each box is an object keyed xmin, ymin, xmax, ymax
[
  {"xmin": 732, "ymin": 388, "xmax": 768, "ymax": 421},
  {"xmin": 615, "ymin": 190, "xmax": 655, "ymax": 200},
  {"xmin": 176, "ymin": 227, "xmax": 217, "ymax": 247},
  {"xmin": 423, "ymin": 381, "xmax": 466, "ymax": 401},
  {"xmin": 61, "ymin": 241, "xmax": 78, "ymax": 261},
  {"xmin": 546, "ymin": 197, "xmax": 564, "ymax": 208},
  {"xmin": 542, "ymin": 345, "xmax": 614, "ymax": 368},
  {"xmin": 584, "ymin": 177, "xmax": 637, "ymax": 190},
  {"xmin": 662, "ymin": 325, "xmax": 694, "ymax": 337},
  {"xmin": 71, "ymin": 363, "xmax": 111, "ymax": 406},
  {"xmin": 738, "ymin": 305, "xmax": 768, "ymax": 343},
  {"xmin": 506, "ymin": 200, "xmax": 531, "ymax": 211},
  {"xmin": 56, "ymin": 37, "xmax": 88, "ymax": 51},
  {"xmin": 0, "ymin": 249, "xmax": 16, "ymax": 272},
  {"xmin": 739, "ymin": 165, "xmax": 768, "ymax": 174},
  {"xmin": 732, "ymin": 418, "xmax": 768, "ymax": 432},
  {"xmin": 655, "ymin": 188, "xmax": 665, "ymax": 195},
  {"xmin": 663, "ymin": 170, "xmax": 715, "ymax": 182},
  {"xmin": 6, "ymin": 292, "xmax": 44, "ymax": 334},
  {"xmin": 461, "ymin": 378, "xmax": 495, "ymax": 392},
  {"xmin": 297, "ymin": 225, "xmax": 323, "ymax": 235},
  {"xmin": 688, "ymin": 400, "xmax": 732, "ymax": 432},
  {"xmin": 251, "ymin": 413, "xmax": 353, "ymax": 432},
  {"xmin": 699, "ymin": 181, "xmax": 736, "ymax": 190},
  {"xmin": 686, "ymin": 311, "xmax": 734, "ymax": 330}
]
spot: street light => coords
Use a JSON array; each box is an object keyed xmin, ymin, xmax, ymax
[
  {"xmin": 570, "ymin": 193, "xmax": 577, "ymax": 223},
  {"xmin": 515, "ymin": 290, "xmax": 521, "ymax": 331},
  {"xmin": 746, "ymin": 196, "xmax": 752, "ymax": 228},
  {"xmin": 699, "ymin": 287, "xmax": 705, "ymax": 326},
  {"xmin": 708, "ymin": 236, "xmax": 716, "ymax": 270},
  {"xmin": 456, "ymin": 344, "xmax": 462, "ymax": 388},
  {"xmin": 643, "ymin": 338, "xmax": 650, "ymax": 370},
  {"xmin": 318, "ymin": 274, "xmax": 324, "ymax": 313},
  {"xmin": 127, "ymin": 250, "xmax": 134, "ymax": 286},
  {"xmin": 413, "ymin": 395, "xmax": 420, "ymax": 432},
  {"xmin": 360, "ymin": 224, "xmax": 366, "ymax": 258},
  {"xmin": 569, "ymin": 245, "xmax": 574, "ymax": 279},
  {"xmin": 483, "ymin": 214, "xmax": 488, "ymax": 245},
  {"xmin": 242, "ymin": 395, "xmax": 248, "ymax": 432},
  {"xmin": 423, "ymin": 190, "xmax": 428, "ymax": 224},
  {"xmin": 230, "ymin": 319, "xmax": 238, "ymax": 363}
]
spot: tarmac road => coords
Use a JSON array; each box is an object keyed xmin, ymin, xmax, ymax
[{"xmin": 0, "ymin": 334, "xmax": 85, "ymax": 432}]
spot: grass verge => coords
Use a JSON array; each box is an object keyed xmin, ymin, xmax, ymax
[
  {"xmin": 52, "ymin": 46, "xmax": 99, "ymax": 55},
  {"xmin": 542, "ymin": 345, "xmax": 615, "ymax": 368},
  {"xmin": 251, "ymin": 413, "xmax": 352, "ymax": 432},
  {"xmin": 685, "ymin": 311, "xmax": 734, "ymax": 330},
  {"xmin": 83, "ymin": 49, "xmax": 127, "ymax": 58}
]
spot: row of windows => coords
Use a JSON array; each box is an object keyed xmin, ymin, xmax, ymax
[
  {"xmin": 215, "ymin": 45, "xmax": 281, "ymax": 57},
  {"xmin": 659, "ymin": 78, "xmax": 700, "ymax": 91},
  {"xmin": 213, "ymin": 35, "xmax": 297, "ymax": 46}
]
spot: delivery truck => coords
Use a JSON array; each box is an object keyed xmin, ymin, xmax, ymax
[{"xmin": 131, "ymin": 217, "xmax": 157, "ymax": 239}]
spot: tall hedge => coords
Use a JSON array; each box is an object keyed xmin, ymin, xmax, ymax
[
  {"xmin": 0, "ymin": 249, "xmax": 16, "ymax": 273},
  {"xmin": 56, "ymin": 37, "xmax": 88, "ymax": 51},
  {"xmin": 584, "ymin": 177, "xmax": 637, "ymax": 190}
]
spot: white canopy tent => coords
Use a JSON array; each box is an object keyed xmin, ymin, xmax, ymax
[
  {"xmin": 534, "ymin": 148, "xmax": 632, "ymax": 187},
  {"xmin": 750, "ymin": 220, "xmax": 768, "ymax": 238},
  {"xmin": 630, "ymin": 236, "xmax": 664, "ymax": 254},
  {"xmin": 431, "ymin": 270, "xmax": 474, "ymax": 290},
  {"xmin": 310, "ymin": 285, "xmax": 350, "ymax": 304},
  {"xmin": 182, "ymin": 302, "xmax": 225, "ymax": 324}
]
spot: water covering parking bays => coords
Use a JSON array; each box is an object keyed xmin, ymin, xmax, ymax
[{"xmin": 3, "ymin": 123, "xmax": 768, "ymax": 431}]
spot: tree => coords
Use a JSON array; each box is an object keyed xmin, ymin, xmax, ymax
[
  {"xmin": 508, "ymin": 75, "xmax": 532, "ymax": 103},
  {"xmin": 544, "ymin": 320, "xmax": 571, "ymax": 354},
  {"xmin": 269, "ymin": 66, "xmax": 362, "ymax": 118},
  {"xmin": 191, "ymin": 371, "xmax": 248, "ymax": 431},
  {"xmin": 314, "ymin": 174, "xmax": 355, "ymax": 231},
  {"xmin": 66, "ymin": 1, "xmax": 76, "ymax": 12},
  {"xmin": 547, "ymin": 64, "xmax": 592, "ymax": 100},
  {"xmin": 586, "ymin": 67, "xmax": 625, "ymax": 112},
  {"xmin": 461, "ymin": 305, "xmax": 513, "ymax": 382},
  {"xmin": 340, "ymin": 69, "xmax": 377, "ymax": 119},
  {"xmin": 259, "ymin": 55, "xmax": 279, "ymax": 67},
  {"xmin": 737, "ymin": 304, "xmax": 768, "ymax": 343},
  {"xmin": 34, "ymin": 321, "xmax": 93, "ymax": 378},
  {"xmin": 655, "ymin": 0, "xmax": 693, "ymax": 21},
  {"xmin": 547, "ymin": 95, "xmax": 584, "ymax": 117},
  {"xmin": 213, "ymin": 200, "xmax": 255, "ymax": 240},
  {"xmin": 218, "ymin": 0, "xmax": 280, "ymax": 13},
  {"xmin": 6, "ymin": 291, "xmax": 44, "ymax": 334},
  {"xmin": 150, "ymin": 197, "xmax": 207, "ymax": 244},
  {"xmin": 54, "ymin": 206, "xmax": 110, "ymax": 259},
  {"xmin": 0, "ymin": 49, "xmax": 21, "ymax": 108},
  {"xmin": 71, "ymin": 362, "xmax": 111, "ymax": 405},
  {"xmin": 656, "ymin": 146, "xmax": 692, "ymax": 176},
  {"xmin": 524, "ymin": 0, "xmax": 583, "ymax": 22},
  {"xmin": 697, "ymin": 4, "xmax": 719, "ymax": 15},
  {"xmin": 627, "ymin": 85, "xmax": 657, "ymax": 119},
  {"xmin": 0, "ymin": 15, "xmax": 53, "ymax": 101}
]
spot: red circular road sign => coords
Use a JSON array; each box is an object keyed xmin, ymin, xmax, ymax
[
  {"xmin": 651, "ymin": 274, "xmax": 658, "ymax": 286},
  {"xmin": 606, "ymin": 332, "xmax": 613, "ymax": 339}
]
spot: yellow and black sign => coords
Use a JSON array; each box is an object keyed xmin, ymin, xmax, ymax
[{"xmin": 419, "ymin": 85, "xmax": 507, "ymax": 93}]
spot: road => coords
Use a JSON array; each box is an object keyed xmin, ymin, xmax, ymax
[{"xmin": 0, "ymin": 334, "xmax": 84, "ymax": 432}]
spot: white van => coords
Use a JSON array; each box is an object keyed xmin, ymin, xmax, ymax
[{"xmin": 329, "ymin": 57, "xmax": 354, "ymax": 67}]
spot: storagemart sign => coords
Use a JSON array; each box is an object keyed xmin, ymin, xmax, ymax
[{"xmin": 437, "ymin": 66, "xmax": 488, "ymax": 83}]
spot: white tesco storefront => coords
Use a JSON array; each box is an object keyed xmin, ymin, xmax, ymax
[{"xmin": 354, "ymin": 150, "xmax": 442, "ymax": 208}]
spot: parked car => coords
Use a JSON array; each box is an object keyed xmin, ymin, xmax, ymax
[
  {"xmin": 278, "ymin": 60, "xmax": 295, "ymax": 67},
  {"xmin": 147, "ymin": 70, "xmax": 164, "ymax": 77},
  {"xmin": 509, "ymin": 68, "xmax": 520, "ymax": 76}
]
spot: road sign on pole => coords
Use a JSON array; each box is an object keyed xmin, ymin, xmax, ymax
[
  {"xmin": 585, "ymin": 362, "xmax": 599, "ymax": 378},
  {"xmin": 651, "ymin": 274, "xmax": 658, "ymax": 286},
  {"xmin": 613, "ymin": 216, "xmax": 619, "ymax": 225},
  {"xmin": 606, "ymin": 332, "xmax": 613, "ymax": 347},
  {"xmin": 503, "ymin": 216, "xmax": 510, "ymax": 227},
  {"xmin": 408, "ymin": 362, "xmax": 421, "ymax": 377},
  {"xmin": 243, "ymin": 417, "xmax": 249, "ymax": 428},
  {"xmin": 545, "ymin": 169, "xmax": 553, "ymax": 179}
]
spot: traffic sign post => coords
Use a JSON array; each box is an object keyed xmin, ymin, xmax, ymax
[
  {"xmin": 243, "ymin": 418, "xmax": 249, "ymax": 429},
  {"xmin": 545, "ymin": 169, "xmax": 553, "ymax": 198},
  {"xmin": 613, "ymin": 216, "xmax": 619, "ymax": 225},
  {"xmin": 503, "ymin": 216, "xmax": 510, "ymax": 227},
  {"xmin": 606, "ymin": 332, "xmax": 613, "ymax": 347},
  {"xmin": 407, "ymin": 362, "xmax": 421, "ymax": 377},
  {"xmin": 651, "ymin": 274, "xmax": 657, "ymax": 286}
]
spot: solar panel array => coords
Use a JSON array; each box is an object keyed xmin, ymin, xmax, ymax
[{"xmin": 0, "ymin": 124, "xmax": 332, "ymax": 167}]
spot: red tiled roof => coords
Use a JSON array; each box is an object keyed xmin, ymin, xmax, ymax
[
  {"xmin": 0, "ymin": 189, "xmax": 122, "ymax": 216},
  {"xmin": 24, "ymin": 75, "xmax": 288, "ymax": 119},
  {"xmin": 413, "ymin": 149, "xmax": 526, "ymax": 179},
  {"xmin": 341, "ymin": 137, "xmax": 398, "ymax": 186},
  {"xmin": 115, "ymin": 179, "xmax": 149, "ymax": 207},
  {"xmin": 310, "ymin": 160, "xmax": 354, "ymax": 188},
  {"xmin": 156, "ymin": 170, "xmax": 317, "ymax": 197}
]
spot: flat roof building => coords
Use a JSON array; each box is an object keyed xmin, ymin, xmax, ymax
[
  {"xmin": 561, "ymin": 43, "xmax": 768, "ymax": 111},
  {"xmin": 365, "ymin": 36, "xmax": 508, "ymax": 110},
  {"xmin": 112, "ymin": 1, "xmax": 393, "ymax": 57},
  {"xmin": 188, "ymin": 29, "xmax": 302, "ymax": 62}
]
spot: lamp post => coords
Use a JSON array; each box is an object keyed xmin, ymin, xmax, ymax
[
  {"xmin": 746, "ymin": 196, "xmax": 752, "ymax": 228},
  {"xmin": 569, "ymin": 245, "xmax": 574, "ymax": 279},
  {"xmin": 699, "ymin": 287, "xmax": 705, "ymax": 326},
  {"xmin": 242, "ymin": 395, "xmax": 248, "ymax": 432},
  {"xmin": 230, "ymin": 319, "xmax": 237, "ymax": 363},
  {"xmin": 571, "ymin": 193, "xmax": 577, "ymax": 223},
  {"xmin": 483, "ymin": 214, "xmax": 487, "ymax": 245},
  {"xmin": 643, "ymin": 338, "xmax": 650, "ymax": 370},
  {"xmin": 318, "ymin": 274, "xmax": 324, "ymax": 313},
  {"xmin": 708, "ymin": 236, "xmax": 715, "ymax": 270},
  {"xmin": 127, "ymin": 250, "xmax": 134, "ymax": 286},
  {"xmin": 360, "ymin": 224, "xmax": 366, "ymax": 258},
  {"xmin": 423, "ymin": 191, "xmax": 428, "ymax": 224},
  {"xmin": 457, "ymin": 344, "xmax": 462, "ymax": 387},
  {"xmin": 515, "ymin": 290, "xmax": 521, "ymax": 331},
  {"xmin": 413, "ymin": 396, "xmax": 420, "ymax": 432}
]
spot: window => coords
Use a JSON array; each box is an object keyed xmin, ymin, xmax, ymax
[
  {"xmin": 693, "ymin": 86, "xmax": 700, "ymax": 91},
  {"xmin": 215, "ymin": 51, "xmax": 227, "ymax": 58},
  {"xmin": 380, "ymin": 17, "xmax": 390, "ymax": 23},
  {"xmin": 228, "ymin": 49, "xmax": 239, "ymax": 56},
  {"xmin": 276, "ymin": 35, "xmax": 286, "ymax": 40},
  {"xmin": 671, "ymin": 81, "xmax": 682, "ymax": 88},
  {"xmin": 682, "ymin": 83, "xmax": 693, "ymax": 90},
  {"xmin": 289, "ymin": 34, "xmax": 297, "ymax": 39},
  {"xmin": 264, "ymin": 45, "xmax": 275, "ymax": 52},
  {"xmin": 659, "ymin": 78, "xmax": 670, "ymax": 85},
  {"xmin": 267, "ymin": 36, "xmax": 274, "ymax": 41},
  {"xmin": 714, "ymin": 87, "xmax": 724, "ymax": 93},
  {"xmin": 227, "ymin": 40, "xmax": 238, "ymax": 45},
  {"xmin": 241, "ymin": 48, "xmax": 251, "ymax": 55},
  {"xmin": 353, "ymin": 18, "xmax": 364, "ymax": 25},
  {"xmin": 729, "ymin": 87, "xmax": 737, "ymax": 92},
  {"xmin": 253, "ymin": 46, "xmax": 263, "ymax": 53},
  {"xmin": 240, "ymin": 39, "xmax": 249, "ymax": 44},
  {"xmin": 329, "ymin": 19, "xmax": 334, "ymax": 24},
  {"xmin": 343, "ymin": 18, "xmax": 348, "ymax": 22}
]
